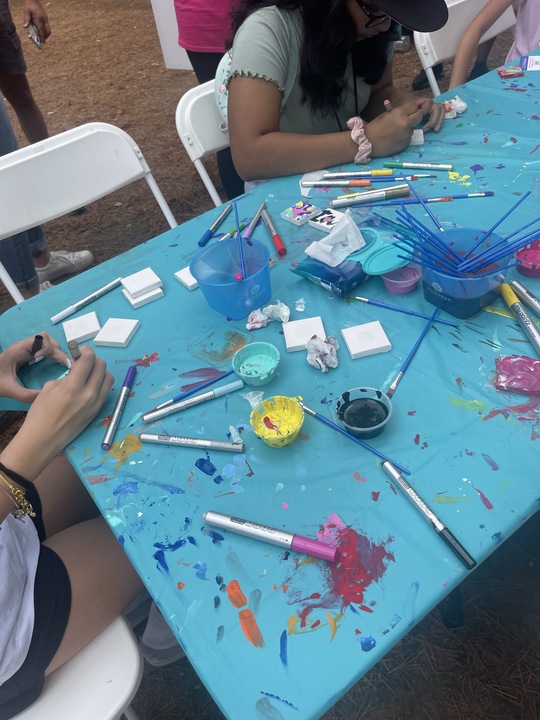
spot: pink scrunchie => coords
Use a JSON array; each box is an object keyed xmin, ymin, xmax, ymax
[{"xmin": 346, "ymin": 116, "xmax": 372, "ymax": 165}]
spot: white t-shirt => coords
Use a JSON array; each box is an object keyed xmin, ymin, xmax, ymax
[{"xmin": 0, "ymin": 513, "xmax": 40, "ymax": 685}]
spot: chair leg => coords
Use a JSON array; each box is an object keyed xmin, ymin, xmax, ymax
[{"xmin": 121, "ymin": 705, "xmax": 140, "ymax": 720}]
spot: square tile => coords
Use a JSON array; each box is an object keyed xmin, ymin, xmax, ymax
[
  {"xmin": 175, "ymin": 266, "xmax": 198, "ymax": 290},
  {"xmin": 62, "ymin": 311, "xmax": 101, "ymax": 344},
  {"xmin": 282, "ymin": 316, "xmax": 326, "ymax": 352},
  {"xmin": 121, "ymin": 267, "xmax": 162, "ymax": 298},
  {"xmin": 94, "ymin": 318, "xmax": 141, "ymax": 348},
  {"xmin": 122, "ymin": 286, "xmax": 164, "ymax": 308},
  {"xmin": 341, "ymin": 321, "xmax": 392, "ymax": 360}
]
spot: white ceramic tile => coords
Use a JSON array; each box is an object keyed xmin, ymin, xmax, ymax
[
  {"xmin": 308, "ymin": 208, "xmax": 346, "ymax": 233},
  {"xmin": 282, "ymin": 316, "xmax": 326, "ymax": 352},
  {"xmin": 121, "ymin": 267, "xmax": 162, "ymax": 298},
  {"xmin": 341, "ymin": 321, "xmax": 392, "ymax": 360},
  {"xmin": 94, "ymin": 318, "xmax": 141, "ymax": 347},
  {"xmin": 175, "ymin": 267, "xmax": 198, "ymax": 290},
  {"xmin": 122, "ymin": 286, "xmax": 164, "ymax": 308},
  {"xmin": 62, "ymin": 311, "xmax": 101, "ymax": 343}
]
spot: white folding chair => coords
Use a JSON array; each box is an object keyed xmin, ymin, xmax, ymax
[
  {"xmin": 175, "ymin": 80, "xmax": 230, "ymax": 207},
  {"xmin": 13, "ymin": 616, "xmax": 143, "ymax": 720},
  {"xmin": 0, "ymin": 122, "xmax": 178, "ymax": 304},
  {"xmin": 413, "ymin": 0, "xmax": 517, "ymax": 96}
]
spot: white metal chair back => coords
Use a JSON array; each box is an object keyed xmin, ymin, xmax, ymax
[
  {"xmin": 175, "ymin": 80, "xmax": 230, "ymax": 207},
  {"xmin": 413, "ymin": 0, "xmax": 517, "ymax": 96},
  {"xmin": 0, "ymin": 122, "xmax": 178, "ymax": 304},
  {"xmin": 12, "ymin": 616, "xmax": 143, "ymax": 720}
]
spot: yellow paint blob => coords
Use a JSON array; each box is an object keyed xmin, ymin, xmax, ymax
[
  {"xmin": 250, "ymin": 396, "xmax": 304, "ymax": 448},
  {"xmin": 102, "ymin": 433, "xmax": 142, "ymax": 470}
]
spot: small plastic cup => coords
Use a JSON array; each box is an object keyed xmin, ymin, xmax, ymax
[
  {"xmin": 336, "ymin": 387, "xmax": 393, "ymax": 440},
  {"xmin": 232, "ymin": 342, "xmax": 280, "ymax": 387},
  {"xmin": 421, "ymin": 228, "xmax": 511, "ymax": 319},
  {"xmin": 516, "ymin": 240, "xmax": 540, "ymax": 278},
  {"xmin": 382, "ymin": 265, "xmax": 421, "ymax": 294},
  {"xmin": 250, "ymin": 396, "xmax": 304, "ymax": 448},
  {"xmin": 190, "ymin": 237, "xmax": 271, "ymax": 320}
]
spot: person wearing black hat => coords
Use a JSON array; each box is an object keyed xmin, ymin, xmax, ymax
[{"xmin": 222, "ymin": 0, "xmax": 448, "ymax": 182}]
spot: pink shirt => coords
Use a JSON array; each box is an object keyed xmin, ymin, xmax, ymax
[
  {"xmin": 506, "ymin": 0, "xmax": 540, "ymax": 62},
  {"xmin": 174, "ymin": 0, "xmax": 233, "ymax": 54}
]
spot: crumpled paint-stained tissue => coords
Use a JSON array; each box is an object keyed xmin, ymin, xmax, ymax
[
  {"xmin": 246, "ymin": 300, "xmax": 290, "ymax": 330},
  {"xmin": 306, "ymin": 334, "xmax": 339, "ymax": 372}
]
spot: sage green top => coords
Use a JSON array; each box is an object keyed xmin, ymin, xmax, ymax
[{"xmin": 215, "ymin": 6, "xmax": 391, "ymax": 134}]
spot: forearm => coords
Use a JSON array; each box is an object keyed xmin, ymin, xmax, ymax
[
  {"xmin": 0, "ymin": 430, "xmax": 58, "ymax": 484},
  {"xmin": 230, "ymin": 130, "xmax": 358, "ymax": 181},
  {"xmin": 449, "ymin": 31, "xmax": 483, "ymax": 88}
]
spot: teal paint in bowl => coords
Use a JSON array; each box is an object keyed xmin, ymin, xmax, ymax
[{"xmin": 232, "ymin": 342, "xmax": 280, "ymax": 386}]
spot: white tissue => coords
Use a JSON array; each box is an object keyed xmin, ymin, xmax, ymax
[
  {"xmin": 304, "ymin": 210, "xmax": 366, "ymax": 267},
  {"xmin": 443, "ymin": 95, "xmax": 467, "ymax": 119},
  {"xmin": 306, "ymin": 335, "xmax": 339, "ymax": 372}
]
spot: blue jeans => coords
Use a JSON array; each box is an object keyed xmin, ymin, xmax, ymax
[{"xmin": 0, "ymin": 97, "xmax": 46, "ymax": 290}]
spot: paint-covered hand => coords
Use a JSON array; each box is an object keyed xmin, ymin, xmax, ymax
[
  {"xmin": 0, "ymin": 332, "xmax": 68, "ymax": 403},
  {"xmin": 0, "ymin": 346, "xmax": 113, "ymax": 480},
  {"xmin": 366, "ymin": 102, "xmax": 425, "ymax": 157}
]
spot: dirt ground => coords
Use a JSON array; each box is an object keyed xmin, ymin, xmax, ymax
[{"xmin": 3, "ymin": 3, "xmax": 539, "ymax": 719}]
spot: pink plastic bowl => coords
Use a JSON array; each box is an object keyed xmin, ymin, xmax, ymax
[{"xmin": 382, "ymin": 265, "xmax": 421, "ymax": 294}]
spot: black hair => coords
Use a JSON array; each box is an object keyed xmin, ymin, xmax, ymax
[{"xmin": 228, "ymin": 0, "xmax": 398, "ymax": 114}]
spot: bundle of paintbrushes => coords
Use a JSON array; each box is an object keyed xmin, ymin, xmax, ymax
[{"xmin": 390, "ymin": 190, "xmax": 540, "ymax": 279}]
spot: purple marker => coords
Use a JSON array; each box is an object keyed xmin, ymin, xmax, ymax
[
  {"xmin": 101, "ymin": 366, "xmax": 137, "ymax": 451},
  {"xmin": 203, "ymin": 510, "xmax": 338, "ymax": 562}
]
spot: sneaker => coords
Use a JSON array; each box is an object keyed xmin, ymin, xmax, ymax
[
  {"xmin": 139, "ymin": 637, "xmax": 186, "ymax": 667},
  {"xmin": 39, "ymin": 281, "xmax": 53, "ymax": 292},
  {"xmin": 36, "ymin": 249, "xmax": 94, "ymax": 283},
  {"xmin": 394, "ymin": 35, "xmax": 411, "ymax": 52},
  {"xmin": 412, "ymin": 63, "xmax": 444, "ymax": 91}
]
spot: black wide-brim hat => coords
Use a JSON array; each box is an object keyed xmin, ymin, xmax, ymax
[{"xmin": 375, "ymin": 0, "xmax": 449, "ymax": 32}]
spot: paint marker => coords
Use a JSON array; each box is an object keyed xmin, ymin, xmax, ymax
[
  {"xmin": 329, "ymin": 184, "xmax": 410, "ymax": 209},
  {"xmin": 325, "ymin": 171, "xmax": 433, "ymax": 180},
  {"xmin": 350, "ymin": 192, "xmax": 494, "ymax": 206},
  {"xmin": 261, "ymin": 208, "xmax": 286, "ymax": 256},
  {"xmin": 382, "ymin": 462, "xmax": 476, "ymax": 570},
  {"xmin": 142, "ymin": 378, "xmax": 244, "ymax": 423},
  {"xmin": 50, "ymin": 278, "xmax": 122, "ymax": 324},
  {"xmin": 218, "ymin": 222, "xmax": 247, "ymax": 241},
  {"xmin": 203, "ymin": 510, "xmax": 338, "ymax": 562},
  {"xmin": 198, "ymin": 203, "xmax": 232, "ymax": 247},
  {"xmin": 301, "ymin": 179, "xmax": 371, "ymax": 188},
  {"xmin": 151, "ymin": 369, "xmax": 236, "ymax": 412},
  {"xmin": 322, "ymin": 169, "xmax": 394, "ymax": 178},
  {"xmin": 500, "ymin": 284, "xmax": 540, "ymax": 357},
  {"xmin": 28, "ymin": 334, "xmax": 45, "ymax": 365},
  {"xmin": 384, "ymin": 99, "xmax": 393, "ymax": 112},
  {"xmin": 243, "ymin": 201, "xmax": 266, "ymax": 241},
  {"xmin": 101, "ymin": 366, "xmax": 137, "ymax": 451},
  {"xmin": 384, "ymin": 161, "xmax": 453, "ymax": 171},
  {"xmin": 510, "ymin": 279, "xmax": 540, "ymax": 318},
  {"xmin": 140, "ymin": 434, "xmax": 244, "ymax": 453},
  {"xmin": 68, "ymin": 340, "xmax": 81, "ymax": 361}
]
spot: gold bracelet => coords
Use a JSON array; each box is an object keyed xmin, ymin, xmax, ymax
[
  {"xmin": 0, "ymin": 484, "xmax": 27, "ymax": 521},
  {"xmin": 0, "ymin": 471, "xmax": 36, "ymax": 518}
]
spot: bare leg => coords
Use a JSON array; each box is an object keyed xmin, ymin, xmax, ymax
[
  {"xmin": 0, "ymin": 74, "xmax": 48, "ymax": 144},
  {"xmin": 33, "ymin": 454, "xmax": 144, "ymax": 673}
]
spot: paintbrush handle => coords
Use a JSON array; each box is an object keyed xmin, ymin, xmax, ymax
[{"xmin": 353, "ymin": 297, "xmax": 458, "ymax": 327}]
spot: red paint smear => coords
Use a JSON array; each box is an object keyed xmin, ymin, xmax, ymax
[
  {"xmin": 531, "ymin": 115, "xmax": 540, "ymax": 121},
  {"xmin": 483, "ymin": 136, "xmax": 489, "ymax": 143},
  {"xmin": 414, "ymin": 433, "xmax": 420, "ymax": 445},
  {"xmin": 386, "ymin": 481, "xmax": 398, "ymax": 495},
  {"xmin": 263, "ymin": 416, "xmax": 280, "ymax": 433},
  {"xmin": 179, "ymin": 367, "xmax": 228, "ymax": 393},
  {"xmin": 244, "ymin": 459, "xmax": 255, "ymax": 477},
  {"xmin": 312, "ymin": 620, "xmax": 321, "ymax": 628},
  {"xmin": 296, "ymin": 528, "xmax": 394, "ymax": 625},
  {"xmin": 455, "ymin": 377, "xmax": 463, "ymax": 393},
  {"xmin": 371, "ymin": 491, "xmax": 380, "ymax": 502},
  {"xmin": 483, "ymin": 397, "xmax": 540, "ymax": 422},
  {"xmin": 407, "ymin": 410, "xmax": 417, "ymax": 416},
  {"xmin": 360, "ymin": 604, "xmax": 373, "ymax": 613},
  {"xmin": 134, "ymin": 352, "xmax": 159, "ymax": 368},
  {"xmin": 472, "ymin": 485, "xmax": 494, "ymax": 510},
  {"xmin": 353, "ymin": 471, "xmax": 367, "ymax": 483},
  {"xmin": 226, "ymin": 580, "xmax": 247, "ymax": 608},
  {"xmin": 530, "ymin": 143, "xmax": 540, "ymax": 154},
  {"xmin": 355, "ymin": 629, "xmax": 361, "ymax": 635}
]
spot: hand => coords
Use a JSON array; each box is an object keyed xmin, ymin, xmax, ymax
[
  {"xmin": 0, "ymin": 346, "xmax": 114, "ymax": 479},
  {"xmin": 23, "ymin": 0, "xmax": 51, "ymax": 42},
  {"xmin": 416, "ymin": 97, "xmax": 445, "ymax": 132},
  {"xmin": 365, "ymin": 101, "xmax": 424, "ymax": 157},
  {"xmin": 0, "ymin": 333, "xmax": 69, "ymax": 403}
]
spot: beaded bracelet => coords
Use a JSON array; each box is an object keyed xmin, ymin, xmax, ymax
[{"xmin": 346, "ymin": 116, "xmax": 372, "ymax": 165}]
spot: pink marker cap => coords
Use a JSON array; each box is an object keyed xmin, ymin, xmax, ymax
[{"xmin": 291, "ymin": 535, "xmax": 338, "ymax": 562}]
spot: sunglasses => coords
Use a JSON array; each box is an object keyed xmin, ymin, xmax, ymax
[{"xmin": 357, "ymin": 1, "xmax": 391, "ymax": 28}]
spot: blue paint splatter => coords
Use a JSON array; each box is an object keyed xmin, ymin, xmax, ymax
[
  {"xmin": 188, "ymin": 535, "xmax": 198, "ymax": 546},
  {"xmin": 153, "ymin": 549, "xmax": 170, "ymax": 576},
  {"xmin": 208, "ymin": 530, "xmax": 224, "ymax": 544},
  {"xmin": 216, "ymin": 625, "xmax": 224, "ymax": 642},
  {"xmin": 216, "ymin": 574, "xmax": 223, "ymax": 585},
  {"xmin": 113, "ymin": 480, "xmax": 139, "ymax": 497},
  {"xmin": 470, "ymin": 163, "xmax": 484, "ymax": 174},
  {"xmin": 279, "ymin": 630, "xmax": 288, "ymax": 666},
  {"xmin": 213, "ymin": 475, "xmax": 225, "ymax": 484},
  {"xmin": 195, "ymin": 457, "xmax": 217, "ymax": 475},
  {"xmin": 193, "ymin": 561, "xmax": 208, "ymax": 580},
  {"xmin": 491, "ymin": 531, "xmax": 504, "ymax": 544},
  {"xmin": 259, "ymin": 692, "xmax": 298, "ymax": 711},
  {"xmin": 214, "ymin": 596, "xmax": 221, "ymax": 609},
  {"xmin": 359, "ymin": 635, "xmax": 376, "ymax": 651},
  {"xmin": 154, "ymin": 537, "xmax": 187, "ymax": 552},
  {"xmin": 153, "ymin": 481, "xmax": 185, "ymax": 495}
]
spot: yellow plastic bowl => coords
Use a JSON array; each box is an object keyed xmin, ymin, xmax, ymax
[{"xmin": 250, "ymin": 396, "xmax": 304, "ymax": 448}]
